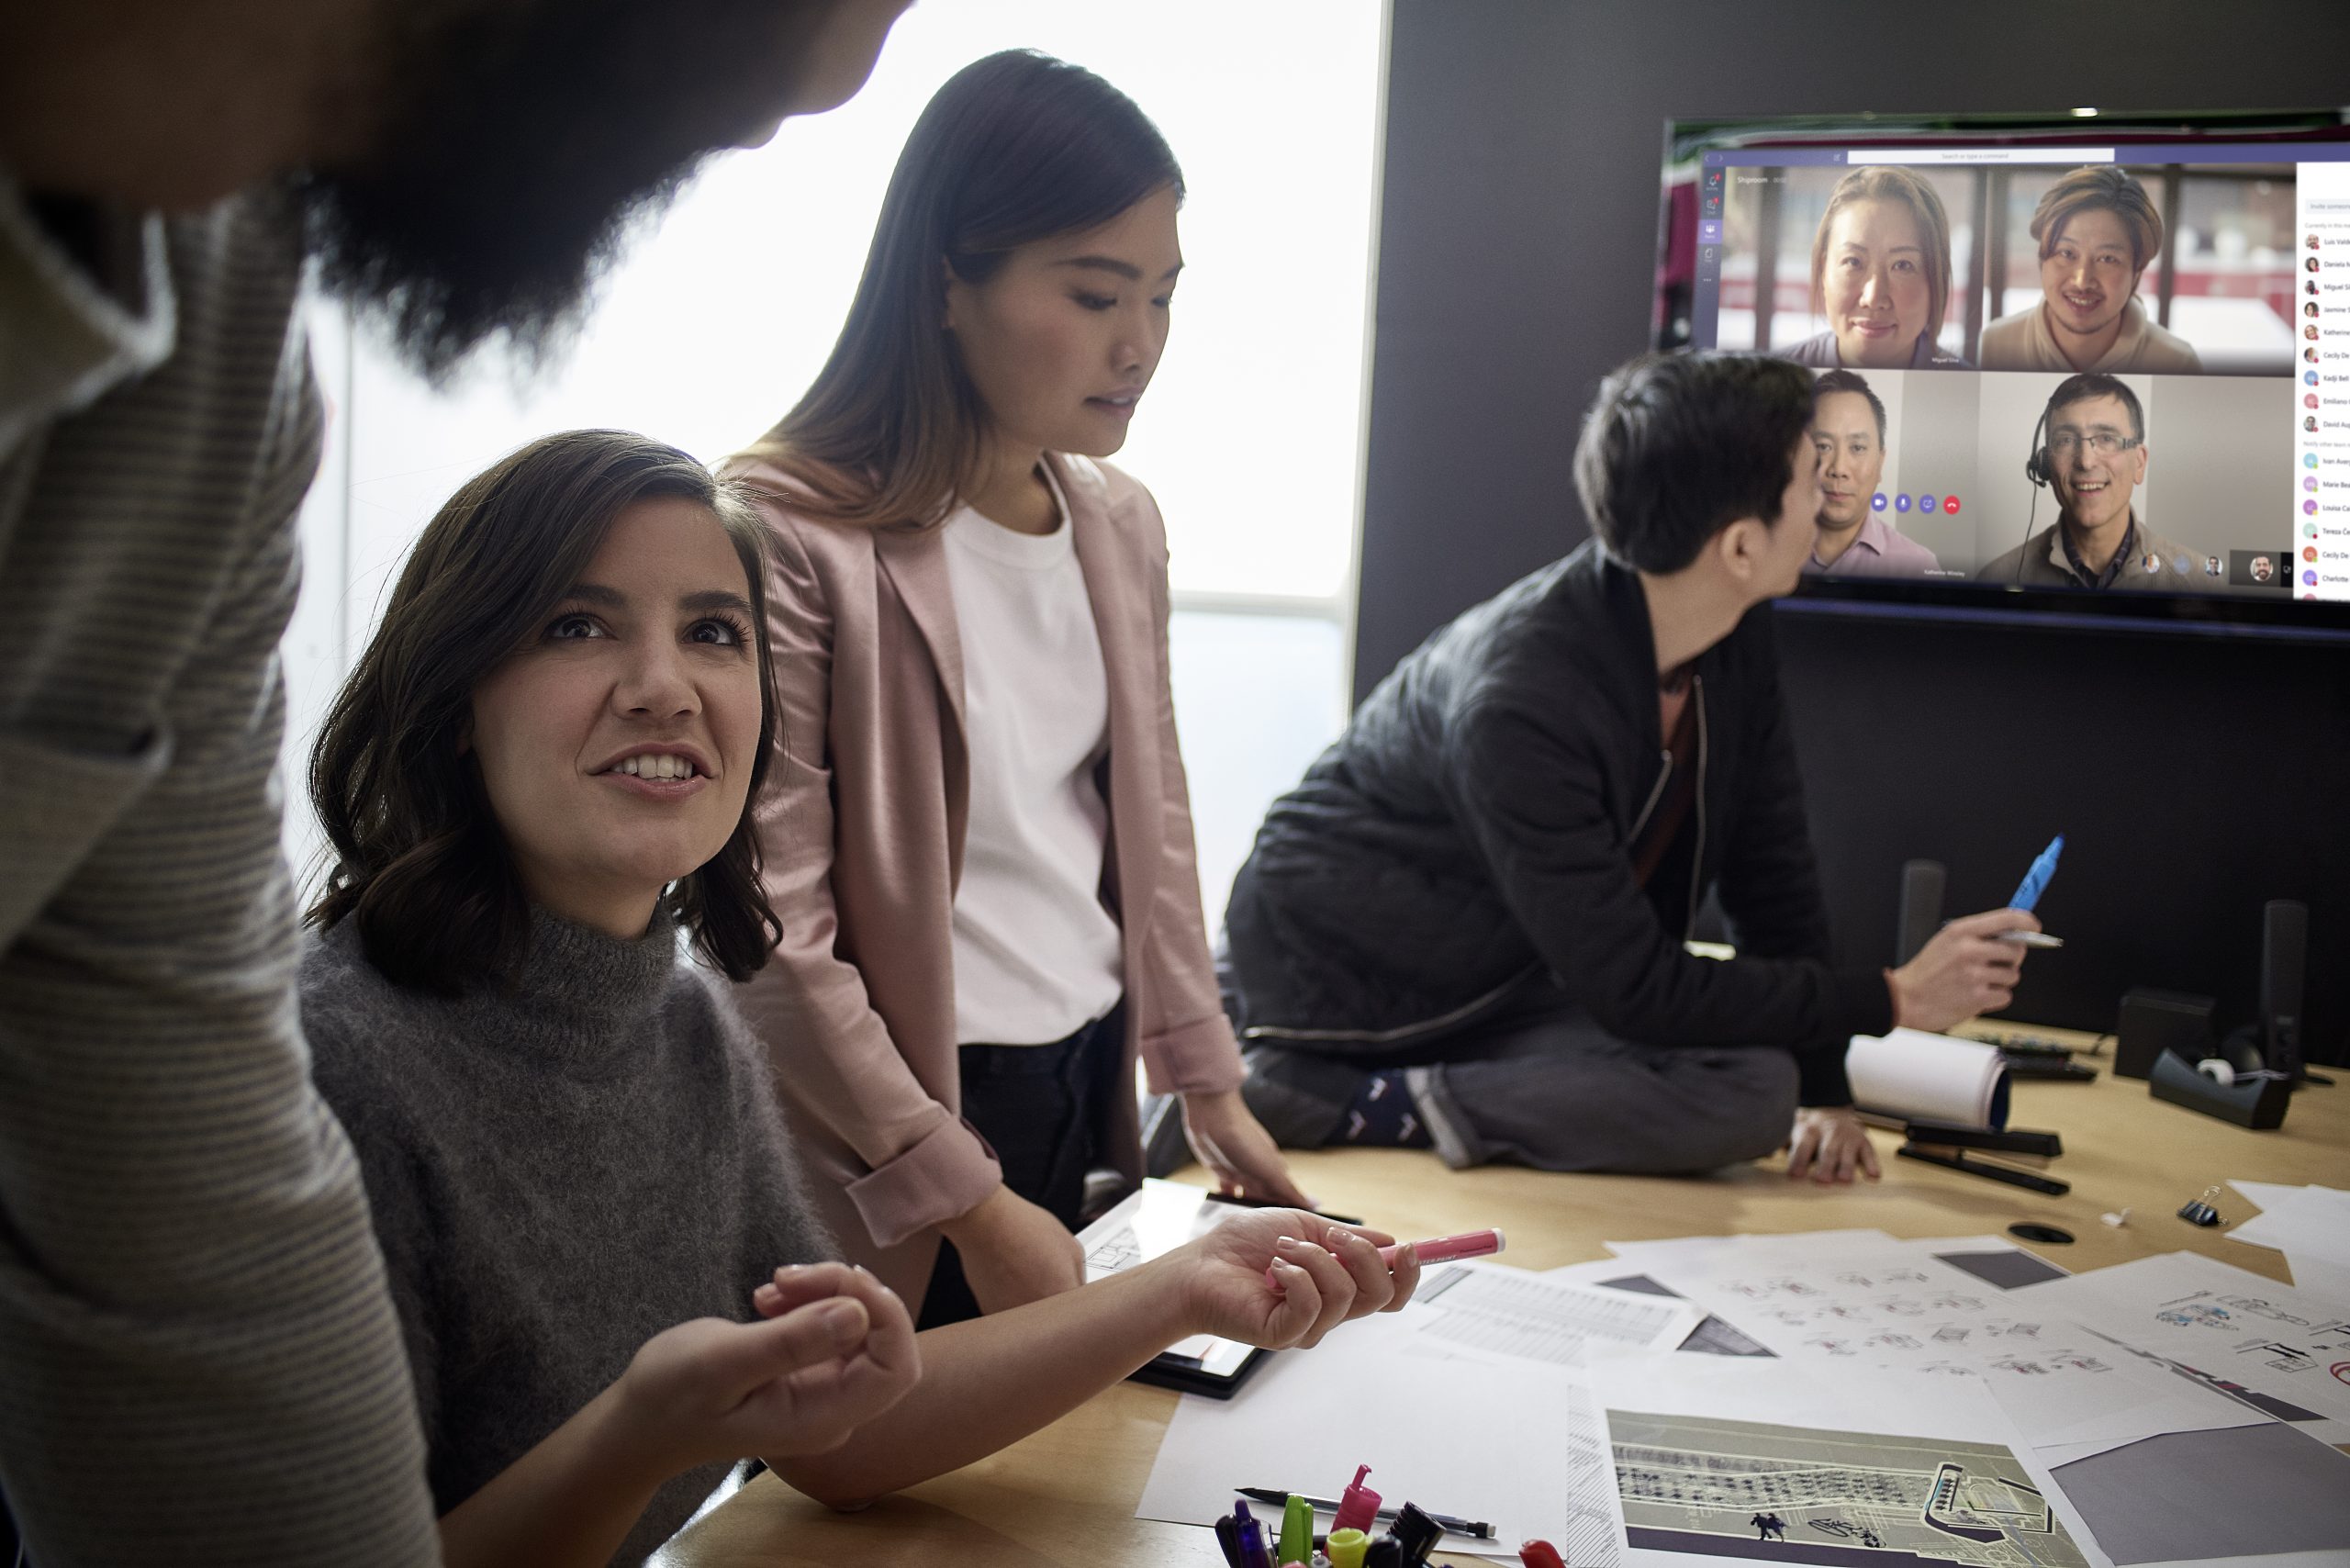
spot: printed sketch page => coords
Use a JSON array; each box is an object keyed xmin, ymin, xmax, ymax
[
  {"xmin": 2009, "ymin": 1250, "xmax": 2350, "ymax": 1445},
  {"xmin": 1632, "ymin": 1235, "xmax": 2255, "ymax": 1458},
  {"xmin": 1401, "ymin": 1261, "xmax": 1704, "ymax": 1367}
]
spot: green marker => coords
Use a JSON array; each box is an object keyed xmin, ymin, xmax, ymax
[{"xmin": 1280, "ymin": 1493, "xmax": 1315, "ymax": 1567}]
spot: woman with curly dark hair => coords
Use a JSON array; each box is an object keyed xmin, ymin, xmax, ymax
[{"xmin": 302, "ymin": 429, "xmax": 1414, "ymax": 1566}]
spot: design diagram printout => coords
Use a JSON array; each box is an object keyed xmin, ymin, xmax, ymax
[
  {"xmin": 1590, "ymin": 1359, "xmax": 2098, "ymax": 1568},
  {"xmin": 1627, "ymin": 1236, "xmax": 2249, "ymax": 1458},
  {"xmin": 1408, "ymin": 1263, "xmax": 1704, "ymax": 1367},
  {"xmin": 2009, "ymin": 1249, "xmax": 2350, "ymax": 1446}
]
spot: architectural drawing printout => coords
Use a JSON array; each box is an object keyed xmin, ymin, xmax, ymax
[
  {"xmin": 1591, "ymin": 1359, "xmax": 2102, "ymax": 1568},
  {"xmin": 2010, "ymin": 1249, "xmax": 2350, "ymax": 1446},
  {"xmin": 1629, "ymin": 1235, "xmax": 2255, "ymax": 1457}
]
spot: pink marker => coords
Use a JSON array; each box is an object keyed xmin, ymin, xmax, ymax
[
  {"xmin": 1380, "ymin": 1227, "xmax": 1505, "ymax": 1267},
  {"xmin": 1264, "ymin": 1228, "xmax": 1505, "ymax": 1290}
]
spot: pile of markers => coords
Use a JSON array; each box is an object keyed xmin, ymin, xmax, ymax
[{"xmin": 1213, "ymin": 1466, "xmax": 1569, "ymax": 1568}]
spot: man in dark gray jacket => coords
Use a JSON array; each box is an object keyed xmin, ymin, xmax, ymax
[
  {"xmin": 1226, "ymin": 354, "xmax": 2036, "ymax": 1182},
  {"xmin": 0, "ymin": 4, "xmax": 904, "ymax": 1562}
]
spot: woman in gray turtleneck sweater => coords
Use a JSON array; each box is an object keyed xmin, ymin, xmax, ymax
[{"xmin": 299, "ymin": 431, "xmax": 1422, "ymax": 1568}]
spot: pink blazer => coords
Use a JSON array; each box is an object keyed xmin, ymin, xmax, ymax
[{"xmin": 731, "ymin": 451, "xmax": 1245, "ymax": 1301}]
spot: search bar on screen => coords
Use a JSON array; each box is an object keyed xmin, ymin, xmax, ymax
[{"xmin": 1847, "ymin": 148, "xmax": 2114, "ymax": 165}]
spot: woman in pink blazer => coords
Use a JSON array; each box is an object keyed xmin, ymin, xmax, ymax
[{"xmin": 728, "ymin": 50, "xmax": 1305, "ymax": 1325}]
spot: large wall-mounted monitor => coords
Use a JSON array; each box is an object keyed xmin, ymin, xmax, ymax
[{"xmin": 1655, "ymin": 109, "xmax": 2350, "ymax": 640}]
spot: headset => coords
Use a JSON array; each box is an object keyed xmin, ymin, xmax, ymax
[
  {"xmin": 2013, "ymin": 402, "xmax": 2053, "ymax": 582},
  {"xmin": 2022, "ymin": 403, "xmax": 2056, "ymax": 489}
]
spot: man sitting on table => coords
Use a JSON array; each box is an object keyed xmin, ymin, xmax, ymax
[
  {"xmin": 1806, "ymin": 369, "xmax": 1940, "ymax": 578},
  {"xmin": 1221, "ymin": 353, "xmax": 2035, "ymax": 1183}
]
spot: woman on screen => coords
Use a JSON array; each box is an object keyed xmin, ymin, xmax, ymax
[
  {"xmin": 1979, "ymin": 166, "xmax": 2200, "ymax": 375},
  {"xmin": 1780, "ymin": 166, "xmax": 1966, "ymax": 370},
  {"xmin": 725, "ymin": 50, "xmax": 1307, "ymax": 1329}
]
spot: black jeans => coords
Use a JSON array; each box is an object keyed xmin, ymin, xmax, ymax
[
  {"xmin": 917, "ymin": 1001, "xmax": 1125, "ymax": 1328},
  {"xmin": 1241, "ymin": 974, "xmax": 1797, "ymax": 1174}
]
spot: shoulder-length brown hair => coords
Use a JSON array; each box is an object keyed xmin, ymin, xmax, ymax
[
  {"xmin": 729, "ymin": 49, "xmax": 1182, "ymax": 527},
  {"xmin": 308, "ymin": 429, "xmax": 782, "ymax": 992}
]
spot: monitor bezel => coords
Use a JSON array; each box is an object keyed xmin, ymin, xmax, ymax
[{"xmin": 1656, "ymin": 106, "xmax": 2350, "ymax": 644}]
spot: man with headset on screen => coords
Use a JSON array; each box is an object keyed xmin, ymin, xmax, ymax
[{"xmin": 1976, "ymin": 373, "xmax": 2201, "ymax": 589}]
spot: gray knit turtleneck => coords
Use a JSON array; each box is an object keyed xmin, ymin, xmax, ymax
[{"xmin": 302, "ymin": 908, "xmax": 832, "ymax": 1566}]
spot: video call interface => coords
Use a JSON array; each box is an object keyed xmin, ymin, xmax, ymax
[{"xmin": 1659, "ymin": 118, "xmax": 2350, "ymax": 608}]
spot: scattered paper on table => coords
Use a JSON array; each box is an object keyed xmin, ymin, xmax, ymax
[
  {"xmin": 2009, "ymin": 1250, "xmax": 2350, "ymax": 1446},
  {"xmin": 1406, "ymin": 1262, "xmax": 1703, "ymax": 1366},
  {"xmin": 1136, "ymin": 1313, "xmax": 1619, "ymax": 1562},
  {"xmin": 2223, "ymin": 1182, "xmax": 2350, "ymax": 1295},
  {"xmin": 2042, "ymin": 1422, "xmax": 2350, "ymax": 1565},
  {"xmin": 1589, "ymin": 1357, "xmax": 2105, "ymax": 1568},
  {"xmin": 1627, "ymin": 1234, "xmax": 2255, "ymax": 1459}
]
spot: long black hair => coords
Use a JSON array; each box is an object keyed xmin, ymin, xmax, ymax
[{"xmin": 733, "ymin": 49, "xmax": 1182, "ymax": 525}]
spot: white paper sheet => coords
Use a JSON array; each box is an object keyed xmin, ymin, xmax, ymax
[
  {"xmin": 2230, "ymin": 1180, "xmax": 2315, "ymax": 1213},
  {"xmin": 2227, "ymin": 1184, "xmax": 2350, "ymax": 1273},
  {"xmin": 1847, "ymin": 1027, "xmax": 2009, "ymax": 1126},
  {"xmin": 2009, "ymin": 1250, "xmax": 2350, "ymax": 1445},
  {"xmin": 1600, "ymin": 1230, "xmax": 1895, "ymax": 1268},
  {"xmin": 1631, "ymin": 1235, "xmax": 2256, "ymax": 1459},
  {"xmin": 1136, "ymin": 1312, "xmax": 1621, "ymax": 1562},
  {"xmin": 2288, "ymin": 1257, "xmax": 2350, "ymax": 1300},
  {"xmin": 1407, "ymin": 1262, "xmax": 1703, "ymax": 1366},
  {"xmin": 1588, "ymin": 1356, "xmax": 2109, "ymax": 1568}
]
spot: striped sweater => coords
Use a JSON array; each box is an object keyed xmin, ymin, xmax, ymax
[{"xmin": 0, "ymin": 181, "xmax": 439, "ymax": 1562}]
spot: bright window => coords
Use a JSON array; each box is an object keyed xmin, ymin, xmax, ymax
[{"xmin": 283, "ymin": 1, "xmax": 1385, "ymax": 922}]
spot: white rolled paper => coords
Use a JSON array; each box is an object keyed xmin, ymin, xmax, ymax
[{"xmin": 1845, "ymin": 1027, "xmax": 2010, "ymax": 1129}]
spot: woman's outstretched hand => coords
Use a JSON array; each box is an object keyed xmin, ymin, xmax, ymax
[{"xmin": 1169, "ymin": 1208, "xmax": 1421, "ymax": 1350}]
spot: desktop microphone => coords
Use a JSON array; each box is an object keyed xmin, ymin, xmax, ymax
[
  {"xmin": 2261, "ymin": 899, "xmax": 2311, "ymax": 1084},
  {"xmin": 1896, "ymin": 859, "xmax": 1946, "ymax": 968}
]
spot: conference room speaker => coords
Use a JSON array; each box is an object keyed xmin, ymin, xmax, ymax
[
  {"xmin": 2262, "ymin": 899, "xmax": 2309, "ymax": 1083},
  {"xmin": 1896, "ymin": 859, "xmax": 1946, "ymax": 969},
  {"xmin": 2114, "ymin": 988, "xmax": 2214, "ymax": 1081}
]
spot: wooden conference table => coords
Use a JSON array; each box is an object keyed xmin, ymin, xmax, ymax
[{"xmin": 660, "ymin": 1025, "xmax": 2350, "ymax": 1568}]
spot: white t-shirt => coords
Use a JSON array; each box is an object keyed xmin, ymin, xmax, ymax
[{"xmin": 940, "ymin": 469, "xmax": 1125, "ymax": 1046}]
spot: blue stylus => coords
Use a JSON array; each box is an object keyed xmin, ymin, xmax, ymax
[{"xmin": 2009, "ymin": 834, "xmax": 2064, "ymax": 913}]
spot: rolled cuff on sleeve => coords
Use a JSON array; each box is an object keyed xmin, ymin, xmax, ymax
[
  {"xmin": 1796, "ymin": 965, "xmax": 1897, "ymax": 1106},
  {"xmin": 1139, "ymin": 1011, "xmax": 1247, "ymax": 1097},
  {"xmin": 843, "ymin": 1114, "xmax": 1002, "ymax": 1250}
]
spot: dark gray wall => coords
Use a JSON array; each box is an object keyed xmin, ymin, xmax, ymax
[{"xmin": 1361, "ymin": 0, "xmax": 2350, "ymax": 1063}]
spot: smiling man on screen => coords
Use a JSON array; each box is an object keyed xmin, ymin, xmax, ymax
[{"xmin": 1975, "ymin": 375, "xmax": 2202, "ymax": 589}]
